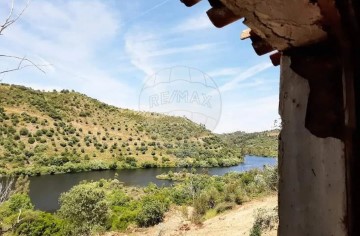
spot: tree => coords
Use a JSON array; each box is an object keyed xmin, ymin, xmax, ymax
[
  {"xmin": 135, "ymin": 196, "xmax": 168, "ymax": 227},
  {"xmin": 0, "ymin": 0, "xmax": 50, "ymax": 77},
  {"xmin": 58, "ymin": 184, "xmax": 109, "ymax": 234},
  {"xmin": 19, "ymin": 128, "xmax": 29, "ymax": 136}
]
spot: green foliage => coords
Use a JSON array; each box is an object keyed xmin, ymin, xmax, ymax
[
  {"xmin": 19, "ymin": 128, "xmax": 29, "ymax": 136},
  {"xmin": 0, "ymin": 83, "xmax": 244, "ymax": 176},
  {"xmin": 27, "ymin": 137, "xmax": 35, "ymax": 144},
  {"xmin": 14, "ymin": 211, "xmax": 64, "ymax": 236},
  {"xmin": 135, "ymin": 195, "xmax": 169, "ymax": 227},
  {"xmin": 109, "ymin": 202, "xmax": 140, "ymax": 230},
  {"xmin": 220, "ymin": 130, "xmax": 279, "ymax": 157},
  {"xmin": 249, "ymin": 222, "xmax": 262, "ymax": 236},
  {"xmin": 169, "ymin": 166, "xmax": 279, "ymax": 223},
  {"xmin": 0, "ymin": 166, "xmax": 277, "ymax": 235},
  {"xmin": 12, "ymin": 175, "xmax": 30, "ymax": 195},
  {"xmin": 58, "ymin": 184, "xmax": 109, "ymax": 234},
  {"xmin": 0, "ymin": 194, "xmax": 33, "ymax": 227},
  {"xmin": 7, "ymin": 194, "xmax": 33, "ymax": 213},
  {"xmin": 106, "ymin": 189, "xmax": 130, "ymax": 207}
]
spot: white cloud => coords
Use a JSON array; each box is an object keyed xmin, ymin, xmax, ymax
[
  {"xmin": 174, "ymin": 13, "xmax": 213, "ymax": 32},
  {"xmin": 0, "ymin": 0, "xmax": 280, "ymax": 133},
  {"xmin": 124, "ymin": 29, "xmax": 219, "ymax": 76},
  {"xmin": 218, "ymin": 62, "xmax": 273, "ymax": 93},
  {"xmin": 124, "ymin": 0, "xmax": 171, "ymax": 24},
  {"xmin": 209, "ymin": 67, "xmax": 244, "ymax": 78},
  {"xmin": 0, "ymin": 0, "xmax": 137, "ymax": 109}
]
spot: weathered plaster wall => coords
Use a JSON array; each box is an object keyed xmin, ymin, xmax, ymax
[
  {"xmin": 278, "ymin": 56, "xmax": 347, "ymax": 235},
  {"xmin": 220, "ymin": 0, "xmax": 327, "ymax": 50}
]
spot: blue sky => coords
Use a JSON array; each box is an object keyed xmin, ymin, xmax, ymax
[{"xmin": 0, "ymin": 0, "xmax": 280, "ymax": 133}]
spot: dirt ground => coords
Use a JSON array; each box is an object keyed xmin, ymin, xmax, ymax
[{"xmin": 103, "ymin": 195, "xmax": 278, "ymax": 236}]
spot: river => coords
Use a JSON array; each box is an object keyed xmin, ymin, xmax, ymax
[{"xmin": 28, "ymin": 155, "xmax": 277, "ymax": 212}]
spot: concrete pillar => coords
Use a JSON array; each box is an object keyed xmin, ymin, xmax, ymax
[{"xmin": 278, "ymin": 56, "xmax": 347, "ymax": 236}]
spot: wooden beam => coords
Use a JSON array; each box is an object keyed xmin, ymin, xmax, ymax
[
  {"xmin": 251, "ymin": 39, "xmax": 274, "ymax": 56},
  {"xmin": 208, "ymin": 0, "xmax": 224, "ymax": 8},
  {"xmin": 270, "ymin": 52, "xmax": 281, "ymax": 66},
  {"xmin": 240, "ymin": 28, "xmax": 251, "ymax": 40},
  {"xmin": 180, "ymin": 0, "xmax": 202, "ymax": 7},
  {"xmin": 206, "ymin": 7, "xmax": 242, "ymax": 28}
]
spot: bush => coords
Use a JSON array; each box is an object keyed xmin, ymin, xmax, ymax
[
  {"xmin": 135, "ymin": 196, "xmax": 169, "ymax": 227},
  {"xmin": 58, "ymin": 184, "xmax": 109, "ymax": 234},
  {"xmin": 263, "ymin": 166, "xmax": 278, "ymax": 191},
  {"xmin": 19, "ymin": 128, "xmax": 29, "ymax": 136},
  {"xmin": 170, "ymin": 185, "xmax": 191, "ymax": 205},
  {"xmin": 250, "ymin": 207, "xmax": 278, "ymax": 236},
  {"xmin": 8, "ymin": 194, "xmax": 33, "ymax": 213},
  {"xmin": 110, "ymin": 202, "xmax": 140, "ymax": 230},
  {"xmin": 14, "ymin": 211, "xmax": 64, "ymax": 236},
  {"xmin": 215, "ymin": 202, "xmax": 235, "ymax": 214},
  {"xmin": 28, "ymin": 137, "xmax": 36, "ymax": 144},
  {"xmin": 0, "ymin": 194, "xmax": 34, "ymax": 223}
]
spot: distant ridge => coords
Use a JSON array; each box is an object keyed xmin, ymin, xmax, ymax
[{"xmin": 0, "ymin": 83, "xmax": 242, "ymax": 176}]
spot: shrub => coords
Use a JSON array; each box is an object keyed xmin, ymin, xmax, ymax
[
  {"xmin": 110, "ymin": 202, "xmax": 140, "ymax": 230},
  {"xmin": 106, "ymin": 189, "xmax": 130, "ymax": 207},
  {"xmin": 125, "ymin": 156, "xmax": 137, "ymax": 167},
  {"xmin": 28, "ymin": 137, "xmax": 36, "ymax": 144},
  {"xmin": 4, "ymin": 194, "xmax": 33, "ymax": 214},
  {"xmin": 193, "ymin": 193, "xmax": 209, "ymax": 216},
  {"xmin": 19, "ymin": 128, "xmax": 29, "ymax": 136},
  {"xmin": 215, "ymin": 202, "xmax": 235, "ymax": 214},
  {"xmin": 250, "ymin": 207, "xmax": 278, "ymax": 236},
  {"xmin": 58, "ymin": 184, "xmax": 109, "ymax": 233},
  {"xmin": 135, "ymin": 196, "xmax": 168, "ymax": 227},
  {"xmin": 14, "ymin": 211, "xmax": 64, "ymax": 236}
]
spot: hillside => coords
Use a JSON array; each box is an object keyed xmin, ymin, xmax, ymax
[
  {"xmin": 0, "ymin": 84, "xmax": 242, "ymax": 176},
  {"xmin": 219, "ymin": 130, "xmax": 279, "ymax": 157}
]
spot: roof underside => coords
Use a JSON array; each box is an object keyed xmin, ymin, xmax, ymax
[{"xmin": 181, "ymin": 0, "xmax": 337, "ymax": 66}]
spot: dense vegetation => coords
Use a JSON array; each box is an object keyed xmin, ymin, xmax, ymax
[
  {"xmin": 219, "ymin": 130, "xmax": 279, "ymax": 157},
  {"xmin": 0, "ymin": 166, "xmax": 277, "ymax": 235},
  {"xmin": 0, "ymin": 84, "xmax": 243, "ymax": 176}
]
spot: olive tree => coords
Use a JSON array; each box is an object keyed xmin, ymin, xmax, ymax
[{"xmin": 58, "ymin": 184, "xmax": 109, "ymax": 234}]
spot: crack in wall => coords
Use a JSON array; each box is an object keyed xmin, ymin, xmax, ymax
[
  {"xmin": 252, "ymin": 11, "xmax": 295, "ymax": 48},
  {"xmin": 220, "ymin": 0, "xmax": 327, "ymax": 50}
]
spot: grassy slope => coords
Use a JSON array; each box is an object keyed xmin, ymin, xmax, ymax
[
  {"xmin": 0, "ymin": 84, "xmax": 242, "ymax": 175},
  {"xmin": 219, "ymin": 130, "xmax": 279, "ymax": 157}
]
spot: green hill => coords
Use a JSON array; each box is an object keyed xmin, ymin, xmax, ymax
[
  {"xmin": 0, "ymin": 84, "xmax": 242, "ymax": 176},
  {"xmin": 219, "ymin": 130, "xmax": 279, "ymax": 157}
]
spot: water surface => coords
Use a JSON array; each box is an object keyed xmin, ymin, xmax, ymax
[{"xmin": 29, "ymin": 155, "xmax": 277, "ymax": 212}]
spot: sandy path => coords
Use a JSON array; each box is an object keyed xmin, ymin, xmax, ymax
[{"xmin": 105, "ymin": 195, "xmax": 278, "ymax": 236}]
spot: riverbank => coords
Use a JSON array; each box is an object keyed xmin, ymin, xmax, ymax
[
  {"xmin": 0, "ymin": 166, "xmax": 278, "ymax": 235},
  {"xmin": 25, "ymin": 156, "xmax": 277, "ymax": 212},
  {"xmin": 156, "ymin": 170, "xmax": 194, "ymax": 181},
  {"xmin": 0, "ymin": 154, "xmax": 278, "ymax": 178},
  {"xmin": 0, "ymin": 158, "xmax": 244, "ymax": 177}
]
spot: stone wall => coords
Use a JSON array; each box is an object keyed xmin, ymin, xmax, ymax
[{"xmin": 278, "ymin": 55, "xmax": 347, "ymax": 235}]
